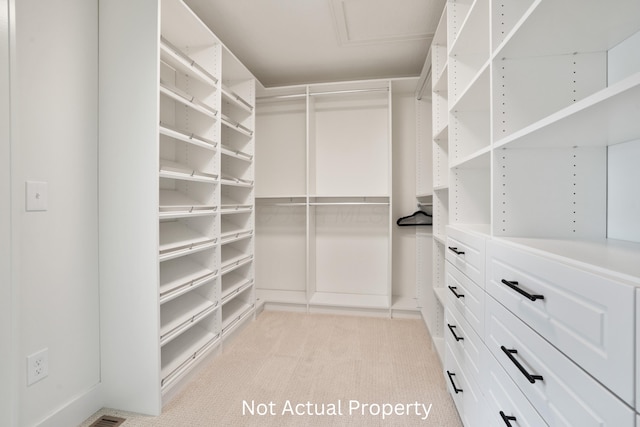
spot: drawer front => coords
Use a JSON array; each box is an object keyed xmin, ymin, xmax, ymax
[
  {"xmin": 445, "ymin": 305, "xmax": 484, "ymax": 385},
  {"xmin": 445, "ymin": 339, "xmax": 486, "ymax": 427},
  {"xmin": 486, "ymin": 240, "xmax": 635, "ymax": 404},
  {"xmin": 446, "ymin": 261, "xmax": 485, "ymax": 335},
  {"xmin": 485, "ymin": 296, "xmax": 634, "ymax": 427},
  {"xmin": 484, "ymin": 350, "xmax": 548, "ymax": 427},
  {"xmin": 445, "ymin": 226, "xmax": 485, "ymax": 286}
]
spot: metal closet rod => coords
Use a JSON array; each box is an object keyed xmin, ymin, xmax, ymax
[{"xmin": 257, "ymin": 87, "xmax": 389, "ymax": 101}]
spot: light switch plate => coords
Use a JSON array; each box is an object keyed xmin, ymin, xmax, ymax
[{"xmin": 25, "ymin": 181, "xmax": 48, "ymax": 211}]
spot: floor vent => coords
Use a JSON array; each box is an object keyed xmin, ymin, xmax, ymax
[{"xmin": 89, "ymin": 415, "xmax": 126, "ymax": 427}]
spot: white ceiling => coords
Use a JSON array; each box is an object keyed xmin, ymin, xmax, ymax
[{"xmin": 185, "ymin": 0, "xmax": 445, "ymax": 88}]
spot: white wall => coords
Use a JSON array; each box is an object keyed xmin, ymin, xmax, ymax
[{"xmin": 12, "ymin": 0, "xmax": 101, "ymax": 425}]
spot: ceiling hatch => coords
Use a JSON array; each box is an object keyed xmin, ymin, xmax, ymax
[{"xmin": 330, "ymin": 0, "xmax": 442, "ymax": 46}]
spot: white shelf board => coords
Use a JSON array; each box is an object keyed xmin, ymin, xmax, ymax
[
  {"xmin": 221, "ymin": 84, "xmax": 253, "ymax": 113},
  {"xmin": 448, "ymin": 0, "xmax": 489, "ymax": 57},
  {"xmin": 450, "ymin": 147, "xmax": 491, "ymax": 169},
  {"xmin": 256, "ymin": 289, "xmax": 307, "ymax": 305},
  {"xmin": 433, "ymin": 122, "xmax": 449, "ymax": 143},
  {"xmin": 220, "ymin": 229, "xmax": 253, "ymax": 245},
  {"xmin": 221, "ymin": 195, "xmax": 253, "ymax": 213},
  {"xmin": 159, "ymin": 258, "xmax": 217, "ymax": 304},
  {"xmin": 309, "ymin": 292, "xmax": 389, "ymax": 309},
  {"xmin": 159, "ymin": 159, "xmax": 218, "ymax": 183},
  {"xmin": 434, "ymin": 287, "xmax": 447, "ymax": 306},
  {"xmin": 160, "ymin": 292, "xmax": 218, "ymax": 346},
  {"xmin": 447, "ymin": 223, "xmax": 491, "ymax": 238},
  {"xmin": 159, "ymin": 221, "xmax": 215, "ymax": 254},
  {"xmin": 222, "ymin": 297, "xmax": 253, "ymax": 328},
  {"xmin": 449, "ymin": 63, "xmax": 490, "ymax": 113},
  {"xmin": 497, "ymin": 236, "xmax": 640, "ymax": 286},
  {"xmin": 433, "ymin": 233, "xmax": 447, "ymax": 246},
  {"xmin": 221, "ymin": 246, "xmax": 253, "ymax": 273},
  {"xmin": 495, "ymin": 0, "xmax": 640, "ymax": 59},
  {"xmin": 161, "ymin": 0, "xmax": 219, "ymax": 51},
  {"xmin": 221, "ymin": 145, "xmax": 253, "ymax": 162},
  {"xmin": 391, "ymin": 296, "xmax": 419, "ymax": 311},
  {"xmin": 160, "ymin": 37, "xmax": 218, "ymax": 88},
  {"xmin": 160, "ymin": 83, "xmax": 218, "ymax": 119},
  {"xmin": 222, "ymin": 301, "xmax": 254, "ymax": 337},
  {"xmin": 494, "ymin": 72, "xmax": 640, "ymax": 149},
  {"xmin": 159, "ymin": 189, "xmax": 216, "ymax": 213},
  {"xmin": 221, "ymin": 176, "xmax": 254, "ymax": 188},
  {"xmin": 221, "ymin": 115, "xmax": 253, "ymax": 137},
  {"xmin": 222, "ymin": 271, "xmax": 254, "ymax": 302},
  {"xmin": 160, "ymin": 122, "xmax": 217, "ymax": 151},
  {"xmin": 160, "ymin": 325, "xmax": 219, "ymax": 389},
  {"xmin": 433, "ymin": 63, "xmax": 449, "ymax": 94}
]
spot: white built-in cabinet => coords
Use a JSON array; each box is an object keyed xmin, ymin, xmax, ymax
[
  {"xmin": 255, "ymin": 79, "xmax": 423, "ymax": 314},
  {"xmin": 99, "ymin": 0, "xmax": 255, "ymax": 415},
  {"xmin": 428, "ymin": 0, "xmax": 640, "ymax": 425}
]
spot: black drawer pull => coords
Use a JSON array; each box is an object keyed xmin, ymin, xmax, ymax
[
  {"xmin": 500, "ymin": 411, "xmax": 517, "ymax": 427},
  {"xmin": 501, "ymin": 279, "xmax": 544, "ymax": 301},
  {"xmin": 446, "ymin": 370, "xmax": 463, "ymax": 394},
  {"xmin": 448, "ymin": 285, "xmax": 464, "ymax": 298},
  {"xmin": 448, "ymin": 246, "xmax": 465, "ymax": 255},
  {"xmin": 501, "ymin": 345, "xmax": 543, "ymax": 384},
  {"xmin": 447, "ymin": 324, "xmax": 464, "ymax": 341}
]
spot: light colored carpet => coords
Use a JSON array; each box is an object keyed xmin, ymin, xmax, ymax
[{"xmin": 80, "ymin": 310, "xmax": 462, "ymax": 426}]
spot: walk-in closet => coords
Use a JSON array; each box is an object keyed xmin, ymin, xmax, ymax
[{"xmin": 3, "ymin": 0, "xmax": 640, "ymax": 426}]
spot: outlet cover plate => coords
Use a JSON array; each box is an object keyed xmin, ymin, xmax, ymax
[{"xmin": 27, "ymin": 348, "xmax": 49, "ymax": 386}]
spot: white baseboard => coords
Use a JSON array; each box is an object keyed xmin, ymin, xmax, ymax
[{"xmin": 36, "ymin": 382, "xmax": 103, "ymax": 427}]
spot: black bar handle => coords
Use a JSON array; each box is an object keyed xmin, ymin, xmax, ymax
[
  {"xmin": 447, "ymin": 324, "xmax": 464, "ymax": 341},
  {"xmin": 446, "ymin": 370, "xmax": 463, "ymax": 394},
  {"xmin": 500, "ymin": 411, "xmax": 517, "ymax": 427},
  {"xmin": 501, "ymin": 279, "xmax": 544, "ymax": 301},
  {"xmin": 448, "ymin": 246, "xmax": 465, "ymax": 255},
  {"xmin": 501, "ymin": 346, "xmax": 543, "ymax": 384},
  {"xmin": 448, "ymin": 285, "xmax": 464, "ymax": 299}
]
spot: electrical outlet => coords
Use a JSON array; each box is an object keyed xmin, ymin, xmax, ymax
[{"xmin": 27, "ymin": 348, "xmax": 49, "ymax": 386}]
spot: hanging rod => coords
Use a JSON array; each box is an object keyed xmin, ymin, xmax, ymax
[
  {"xmin": 256, "ymin": 93, "xmax": 307, "ymax": 101},
  {"xmin": 309, "ymin": 87, "xmax": 389, "ymax": 97},
  {"xmin": 257, "ymin": 87, "xmax": 389, "ymax": 101},
  {"xmin": 309, "ymin": 202, "xmax": 389, "ymax": 206},
  {"xmin": 258, "ymin": 203, "xmax": 307, "ymax": 207}
]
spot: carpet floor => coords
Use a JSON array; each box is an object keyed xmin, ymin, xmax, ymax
[{"xmin": 80, "ymin": 310, "xmax": 462, "ymax": 426}]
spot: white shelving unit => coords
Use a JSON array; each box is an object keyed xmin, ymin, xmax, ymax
[
  {"xmin": 431, "ymin": 0, "xmax": 640, "ymax": 425},
  {"xmin": 255, "ymin": 80, "xmax": 396, "ymax": 313},
  {"xmin": 424, "ymin": 5, "xmax": 449, "ymax": 362},
  {"xmin": 99, "ymin": 0, "xmax": 255, "ymax": 415}
]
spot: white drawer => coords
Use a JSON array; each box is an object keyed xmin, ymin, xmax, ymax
[
  {"xmin": 445, "ymin": 305, "xmax": 484, "ymax": 385},
  {"xmin": 486, "ymin": 239, "xmax": 635, "ymax": 404},
  {"xmin": 446, "ymin": 226, "xmax": 485, "ymax": 286},
  {"xmin": 485, "ymin": 295, "xmax": 634, "ymax": 427},
  {"xmin": 446, "ymin": 261, "xmax": 485, "ymax": 336},
  {"xmin": 483, "ymin": 350, "xmax": 548, "ymax": 427},
  {"xmin": 444, "ymin": 338, "xmax": 486, "ymax": 427}
]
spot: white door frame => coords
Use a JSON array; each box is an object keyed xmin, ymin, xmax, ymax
[{"xmin": 1, "ymin": 0, "xmax": 17, "ymax": 425}]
